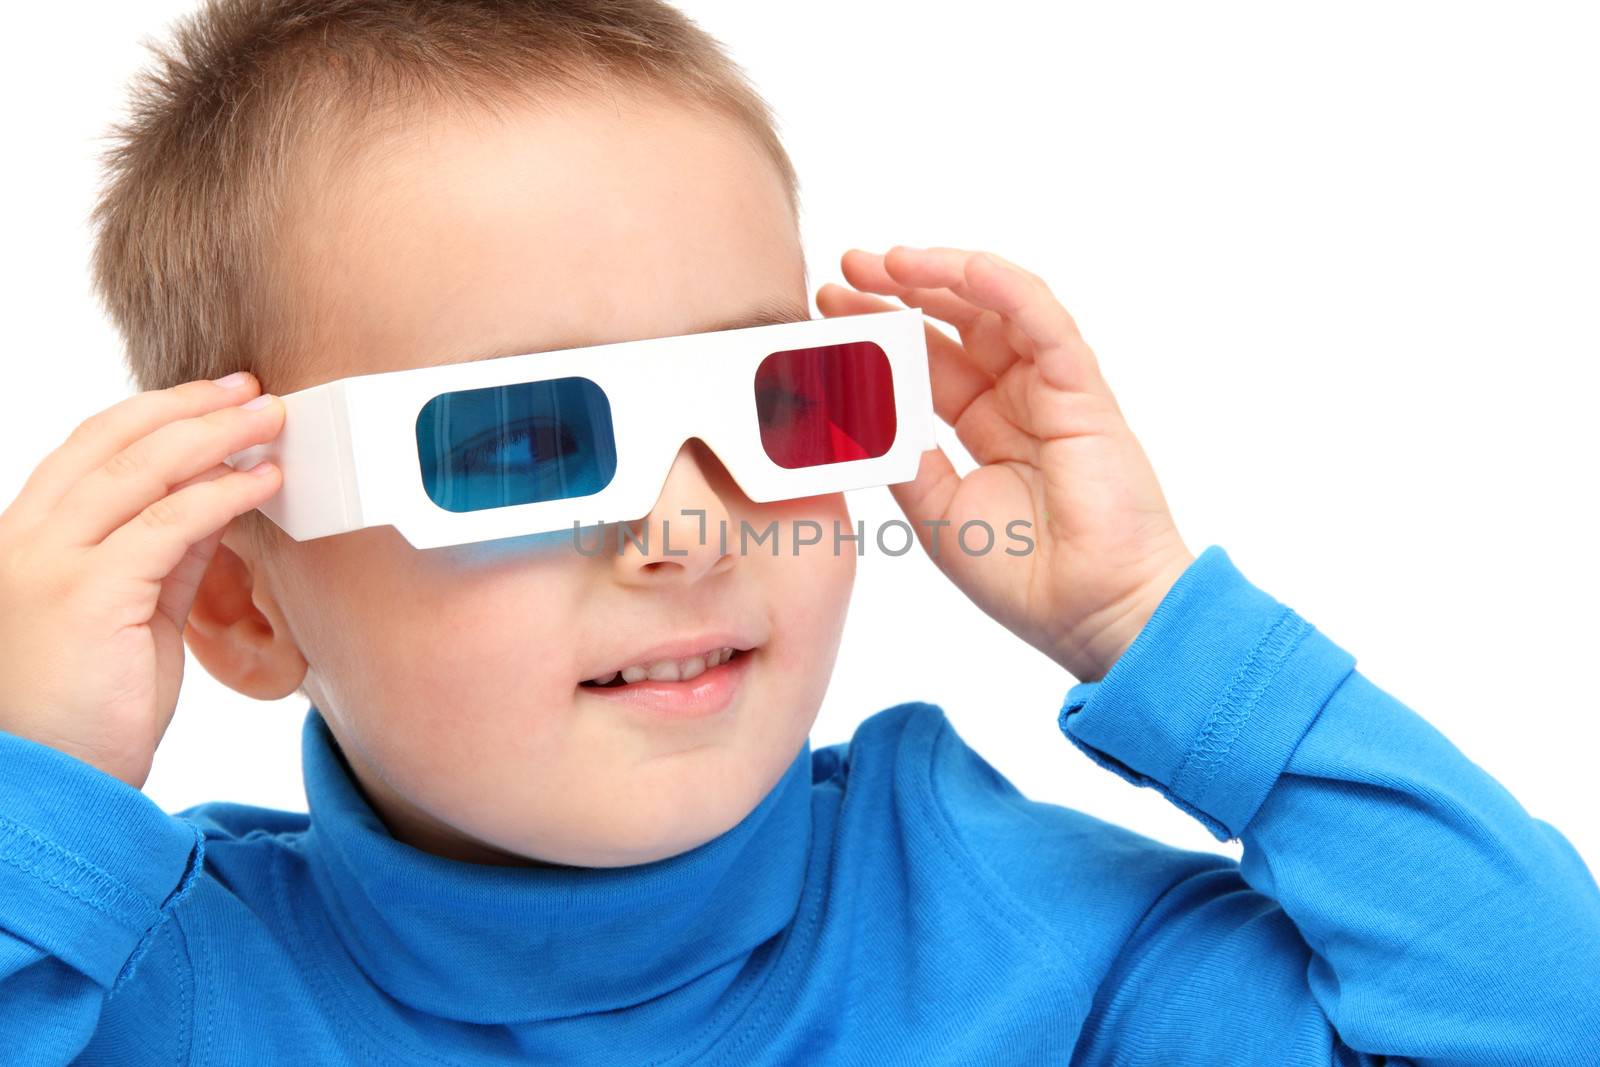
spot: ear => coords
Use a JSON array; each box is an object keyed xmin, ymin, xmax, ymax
[{"xmin": 184, "ymin": 524, "xmax": 309, "ymax": 700}]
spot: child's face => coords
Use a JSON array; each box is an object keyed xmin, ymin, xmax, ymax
[{"xmin": 211, "ymin": 91, "xmax": 854, "ymax": 867}]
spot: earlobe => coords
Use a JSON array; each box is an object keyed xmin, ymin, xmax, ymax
[{"xmin": 184, "ymin": 537, "xmax": 308, "ymax": 701}]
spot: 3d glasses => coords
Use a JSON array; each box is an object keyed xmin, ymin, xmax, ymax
[{"xmin": 224, "ymin": 308, "xmax": 935, "ymax": 550}]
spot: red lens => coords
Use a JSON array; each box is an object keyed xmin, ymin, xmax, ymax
[{"xmin": 754, "ymin": 341, "xmax": 897, "ymax": 469}]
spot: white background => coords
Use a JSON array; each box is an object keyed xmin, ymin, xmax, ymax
[{"xmin": 3, "ymin": 2, "xmax": 1595, "ymax": 874}]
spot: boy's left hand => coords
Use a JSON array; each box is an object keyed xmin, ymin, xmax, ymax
[{"xmin": 817, "ymin": 246, "xmax": 1194, "ymax": 683}]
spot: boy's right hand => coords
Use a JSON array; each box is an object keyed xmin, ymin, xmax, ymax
[{"xmin": 0, "ymin": 373, "xmax": 284, "ymax": 789}]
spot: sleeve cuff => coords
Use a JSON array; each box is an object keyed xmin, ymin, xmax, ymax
[
  {"xmin": 0, "ymin": 728, "xmax": 203, "ymax": 986},
  {"xmin": 1057, "ymin": 545, "xmax": 1357, "ymax": 841}
]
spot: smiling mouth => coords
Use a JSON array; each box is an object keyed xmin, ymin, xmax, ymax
[{"xmin": 579, "ymin": 646, "xmax": 754, "ymax": 688}]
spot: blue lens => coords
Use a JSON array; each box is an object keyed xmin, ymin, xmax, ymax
[{"xmin": 416, "ymin": 377, "xmax": 617, "ymax": 513}]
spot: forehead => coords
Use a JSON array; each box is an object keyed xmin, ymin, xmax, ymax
[{"xmin": 272, "ymin": 91, "xmax": 804, "ymax": 392}]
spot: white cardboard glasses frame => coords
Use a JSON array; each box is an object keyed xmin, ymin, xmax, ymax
[{"xmin": 224, "ymin": 308, "xmax": 935, "ymax": 550}]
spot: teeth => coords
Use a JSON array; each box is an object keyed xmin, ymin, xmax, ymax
[{"xmin": 586, "ymin": 646, "xmax": 739, "ymax": 686}]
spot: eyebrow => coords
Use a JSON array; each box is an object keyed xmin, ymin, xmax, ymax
[{"xmin": 453, "ymin": 297, "xmax": 814, "ymax": 364}]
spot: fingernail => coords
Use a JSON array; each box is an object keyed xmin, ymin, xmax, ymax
[
  {"xmin": 214, "ymin": 371, "xmax": 252, "ymax": 389},
  {"xmin": 243, "ymin": 393, "xmax": 275, "ymax": 410}
]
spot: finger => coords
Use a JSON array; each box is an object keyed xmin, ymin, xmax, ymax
[
  {"xmin": 50, "ymin": 395, "xmax": 284, "ymax": 548},
  {"xmin": 818, "ymin": 284, "xmax": 1037, "ymax": 466},
  {"xmin": 9, "ymin": 373, "xmax": 264, "ymax": 527},
  {"xmin": 94, "ymin": 460, "xmax": 282, "ymax": 589},
  {"xmin": 840, "ymin": 250, "xmax": 1023, "ymax": 380},
  {"xmin": 881, "ymin": 246, "xmax": 1108, "ymax": 396},
  {"xmin": 817, "ymin": 280, "xmax": 990, "ymax": 389},
  {"xmin": 840, "ymin": 249, "xmax": 986, "ymax": 329},
  {"xmin": 152, "ymin": 467, "xmax": 236, "ymax": 632},
  {"xmin": 816, "ymin": 283, "xmax": 993, "ymax": 429}
]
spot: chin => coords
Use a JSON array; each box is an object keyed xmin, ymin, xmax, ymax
[{"xmin": 563, "ymin": 785, "xmax": 754, "ymax": 868}]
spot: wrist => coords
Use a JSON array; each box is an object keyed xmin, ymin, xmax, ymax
[{"xmin": 1060, "ymin": 545, "xmax": 1195, "ymax": 682}]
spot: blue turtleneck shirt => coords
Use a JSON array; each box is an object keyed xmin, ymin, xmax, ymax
[{"xmin": 2, "ymin": 546, "xmax": 1597, "ymax": 1064}]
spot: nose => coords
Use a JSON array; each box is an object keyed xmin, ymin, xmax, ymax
[{"xmin": 611, "ymin": 438, "xmax": 738, "ymax": 586}]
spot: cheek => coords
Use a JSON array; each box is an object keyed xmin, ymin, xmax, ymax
[
  {"xmin": 753, "ymin": 493, "xmax": 856, "ymax": 674},
  {"xmin": 428, "ymin": 529, "xmax": 579, "ymax": 565},
  {"xmin": 295, "ymin": 538, "xmax": 594, "ymax": 765}
]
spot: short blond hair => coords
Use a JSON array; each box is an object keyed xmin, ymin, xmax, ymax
[{"xmin": 91, "ymin": 0, "xmax": 801, "ymax": 399}]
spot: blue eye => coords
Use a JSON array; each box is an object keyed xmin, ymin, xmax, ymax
[
  {"xmin": 454, "ymin": 418, "xmax": 579, "ymax": 477},
  {"xmin": 445, "ymin": 418, "xmax": 604, "ymax": 510},
  {"xmin": 416, "ymin": 376, "xmax": 617, "ymax": 513}
]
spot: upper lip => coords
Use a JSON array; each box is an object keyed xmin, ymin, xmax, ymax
[{"xmin": 579, "ymin": 631, "xmax": 763, "ymax": 682}]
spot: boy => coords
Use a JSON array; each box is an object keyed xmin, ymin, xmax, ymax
[{"xmin": 0, "ymin": 0, "xmax": 1595, "ymax": 1063}]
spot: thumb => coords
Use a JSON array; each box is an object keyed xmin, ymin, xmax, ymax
[{"xmin": 888, "ymin": 446, "xmax": 962, "ymax": 557}]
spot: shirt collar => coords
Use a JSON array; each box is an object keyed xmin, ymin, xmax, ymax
[{"xmin": 299, "ymin": 705, "xmax": 815, "ymax": 1025}]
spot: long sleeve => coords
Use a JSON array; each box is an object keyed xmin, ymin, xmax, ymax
[
  {"xmin": 1059, "ymin": 546, "xmax": 1600, "ymax": 1065},
  {"xmin": 0, "ymin": 727, "xmax": 202, "ymax": 1063}
]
